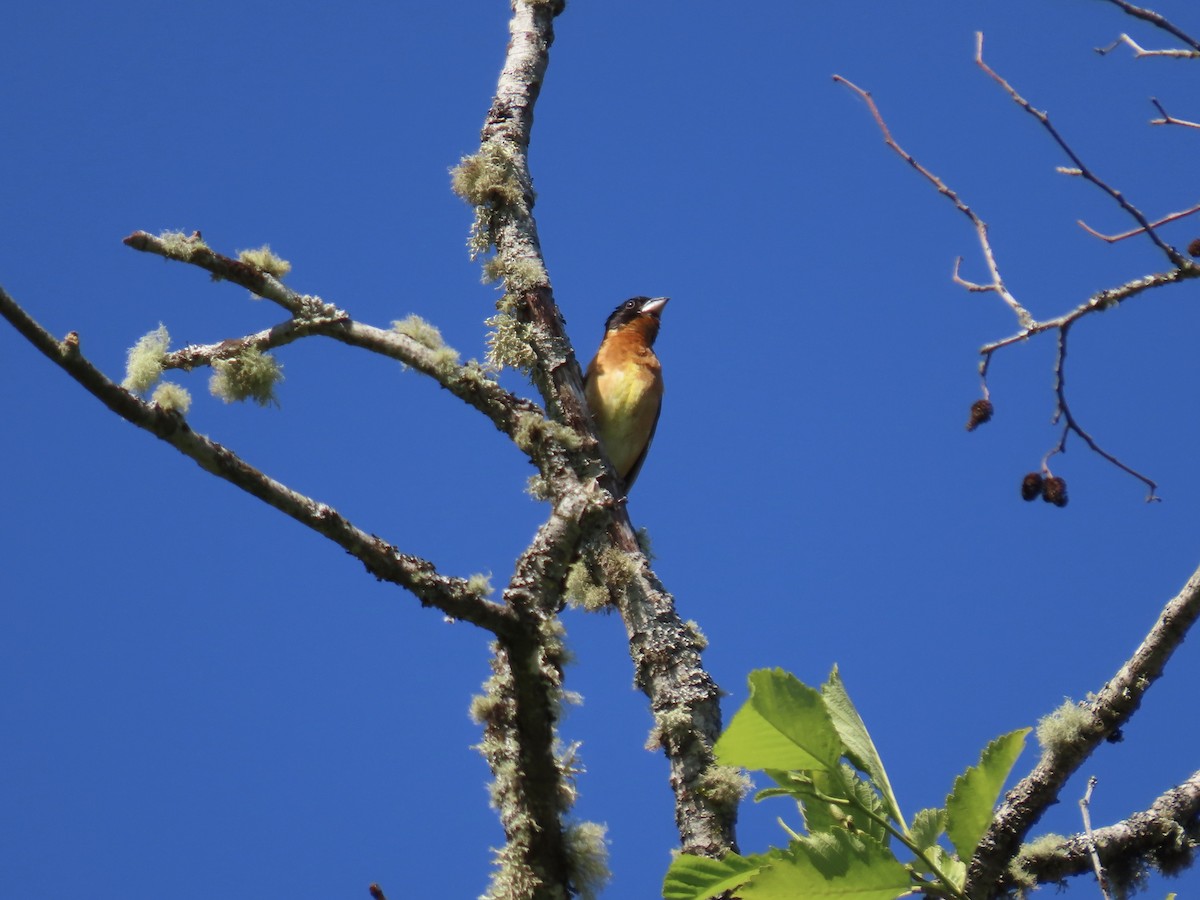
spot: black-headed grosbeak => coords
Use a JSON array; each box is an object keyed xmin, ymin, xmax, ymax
[{"xmin": 584, "ymin": 296, "xmax": 669, "ymax": 492}]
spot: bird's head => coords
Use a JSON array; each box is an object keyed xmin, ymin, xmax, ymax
[{"xmin": 603, "ymin": 296, "xmax": 669, "ymax": 342}]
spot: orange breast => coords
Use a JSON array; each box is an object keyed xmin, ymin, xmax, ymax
[{"xmin": 584, "ymin": 330, "xmax": 663, "ymax": 485}]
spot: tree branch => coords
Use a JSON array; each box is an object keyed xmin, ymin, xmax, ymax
[
  {"xmin": 1149, "ymin": 96, "xmax": 1200, "ymax": 129},
  {"xmin": 460, "ymin": 0, "xmax": 737, "ymax": 875},
  {"xmin": 1011, "ymin": 771, "xmax": 1200, "ymax": 890},
  {"xmin": 832, "ymin": 75, "xmax": 1035, "ymax": 331},
  {"xmin": 965, "ymin": 562, "xmax": 1200, "ymax": 897},
  {"xmin": 0, "ymin": 285, "xmax": 514, "ymax": 636},
  {"xmin": 1079, "ymin": 197, "xmax": 1200, "ymax": 242},
  {"xmin": 124, "ymin": 229, "xmax": 545, "ymax": 441},
  {"xmin": 1096, "ymin": 0, "xmax": 1200, "ymax": 54},
  {"xmin": 974, "ymin": 32, "xmax": 1188, "ymax": 266},
  {"xmin": 835, "ymin": 70, "xmax": 1200, "ymax": 496},
  {"xmin": 1044, "ymin": 324, "xmax": 1159, "ymax": 502},
  {"xmin": 472, "ymin": 0, "xmax": 734, "ymax": 859}
]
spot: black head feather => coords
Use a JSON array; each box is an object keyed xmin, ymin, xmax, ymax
[{"xmin": 604, "ymin": 296, "xmax": 669, "ymax": 332}]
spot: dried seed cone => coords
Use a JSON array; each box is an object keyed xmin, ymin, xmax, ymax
[
  {"xmin": 1043, "ymin": 476, "xmax": 1069, "ymax": 507},
  {"xmin": 966, "ymin": 399, "xmax": 994, "ymax": 432},
  {"xmin": 1021, "ymin": 472, "xmax": 1044, "ymax": 501}
]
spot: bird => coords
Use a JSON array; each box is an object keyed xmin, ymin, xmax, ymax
[{"xmin": 583, "ymin": 296, "xmax": 669, "ymax": 492}]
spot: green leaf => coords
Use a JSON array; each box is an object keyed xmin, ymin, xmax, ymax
[
  {"xmin": 822, "ymin": 666, "xmax": 905, "ymax": 827},
  {"xmin": 760, "ymin": 768, "xmax": 845, "ymax": 837},
  {"xmin": 740, "ymin": 831, "xmax": 910, "ymax": 900},
  {"xmin": 909, "ymin": 807, "xmax": 946, "ymax": 853},
  {"xmin": 662, "ymin": 851, "xmax": 762, "ymax": 900},
  {"xmin": 771, "ymin": 764, "xmax": 890, "ymax": 844},
  {"xmin": 925, "ymin": 845, "xmax": 966, "ymax": 892},
  {"xmin": 715, "ymin": 669, "xmax": 843, "ymax": 772},
  {"xmin": 945, "ymin": 728, "xmax": 1031, "ymax": 861}
]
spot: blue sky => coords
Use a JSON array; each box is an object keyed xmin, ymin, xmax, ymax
[{"xmin": 3, "ymin": 2, "xmax": 1199, "ymax": 897}]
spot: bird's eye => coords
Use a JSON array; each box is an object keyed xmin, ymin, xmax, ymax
[{"xmin": 626, "ymin": 300, "xmax": 637, "ymax": 310}]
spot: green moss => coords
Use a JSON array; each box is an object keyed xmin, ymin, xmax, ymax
[
  {"xmin": 237, "ymin": 244, "xmax": 292, "ymax": 279},
  {"xmin": 645, "ymin": 707, "xmax": 692, "ymax": 751},
  {"xmin": 565, "ymin": 557, "xmax": 610, "ymax": 612},
  {"xmin": 598, "ymin": 545, "xmax": 639, "ymax": 589},
  {"xmin": 1035, "ymin": 698, "xmax": 1092, "ymax": 753},
  {"xmin": 151, "ymin": 382, "xmax": 192, "ymax": 414},
  {"xmin": 1010, "ymin": 834, "xmax": 1069, "ymax": 892},
  {"xmin": 450, "ymin": 146, "xmax": 523, "ymax": 208},
  {"xmin": 122, "ymin": 324, "xmax": 171, "ymax": 394},
  {"xmin": 565, "ymin": 545, "xmax": 640, "ymax": 612},
  {"xmin": 526, "ymin": 474, "xmax": 552, "ymax": 501},
  {"xmin": 467, "ymin": 573, "xmax": 494, "ymax": 599},
  {"xmin": 485, "ymin": 312, "xmax": 538, "ymax": 372},
  {"xmin": 513, "ymin": 412, "xmax": 583, "ymax": 456},
  {"xmin": 482, "ymin": 255, "xmax": 547, "ymax": 292},
  {"xmin": 563, "ymin": 821, "xmax": 610, "ymax": 900},
  {"xmin": 696, "ymin": 765, "xmax": 754, "ymax": 808},
  {"xmin": 157, "ymin": 230, "xmax": 209, "ymax": 257},
  {"xmin": 209, "ymin": 346, "xmax": 284, "ymax": 407},
  {"xmin": 392, "ymin": 314, "xmax": 445, "ymax": 350}
]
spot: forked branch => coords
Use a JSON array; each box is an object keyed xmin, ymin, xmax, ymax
[
  {"xmin": 965, "ymin": 562, "xmax": 1200, "ymax": 894},
  {"xmin": 0, "ymin": 285, "xmax": 515, "ymax": 635}
]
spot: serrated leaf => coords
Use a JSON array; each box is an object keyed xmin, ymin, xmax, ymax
[
  {"xmin": 945, "ymin": 728, "xmax": 1031, "ymax": 861},
  {"xmin": 662, "ymin": 851, "xmax": 762, "ymax": 900},
  {"xmin": 925, "ymin": 845, "xmax": 966, "ymax": 891},
  {"xmin": 909, "ymin": 807, "xmax": 946, "ymax": 852},
  {"xmin": 715, "ymin": 669, "xmax": 843, "ymax": 772},
  {"xmin": 822, "ymin": 666, "xmax": 905, "ymax": 827},
  {"xmin": 740, "ymin": 831, "xmax": 910, "ymax": 900},
  {"xmin": 762, "ymin": 768, "xmax": 843, "ymax": 836},
  {"xmin": 759, "ymin": 765, "xmax": 888, "ymax": 843}
]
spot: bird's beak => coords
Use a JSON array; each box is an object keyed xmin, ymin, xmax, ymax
[{"xmin": 640, "ymin": 297, "xmax": 669, "ymax": 318}]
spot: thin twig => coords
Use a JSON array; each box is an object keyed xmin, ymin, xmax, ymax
[
  {"xmin": 832, "ymin": 75, "xmax": 1035, "ymax": 330},
  {"xmin": 1046, "ymin": 324, "xmax": 1160, "ymax": 502},
  {"xmin": 1096, "ymin": 0, "xmax": 1200, "ymax": 54},
  {"xmin": 1080, "ymin": 777, "xmax": 1113, "ymax": 900},
  {"xmin": 835, "ymin": 68, "xmax": 1198, "ymax": 496},
  {"xmin": 1095, "ymin": 32, "xmax": 1200, "ymax": 58},
  {"xmin": 1150, "ymin": 96, "xmax": 1200, "ymax": 129},
  {"xmin": 1079, "ymin": 198, "xmax": 1200, "ymax": 242},
  {"xmin": 1010, "ymin": 771, "xmax": 1200, "ymax": 888},
  {"xmin": 975, "ymin": 32, "xmax": 1187, "ymax": 267}
]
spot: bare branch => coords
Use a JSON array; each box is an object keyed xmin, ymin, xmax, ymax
[
  {"xmin": 966, "ymin": 561, "xmax": 1200, "ymax": 895},
  {"xmin": 1079, "ymin": 198, "xmax": 1200, "ymax": 242},
  {"xmin": 1150, "ymin": 96, "xmax": 1200, "ymax": 128},
  {"xmin": 1045, "ymin": 325, "xmax": 1160, "ymax": 501},
  {"xmin": 979, "ymin": 264, "xmax": 1199, "ymax": 358},
  {"xmin": 1079, "ymin": 777, "xmax": 1114, "ymax": 900},
  {"xmin": 834, "ymin": 69, "xmax": 1200, "ymax": 495},
  {"xmin": 1095, "ymin": 32, "xmax": 1200, "ymax": 58},
  {"xmin": 975, "ymin": 32, "xmax": 1187, "ymax": 267},
  {"xmin": 1011, "ymin": 772, "xmax": 1200, "ymax": 889},
  {"xmin": 0, "ymin": 285, "xmax": 514, "ymax": 636},
  {"xmin": 832, "ymin": 75, "xmax": 1035, "ymax": 330},
  {"xmin": 1096, "ymin": 0, "xmax": 1200, "ymax": 54}
]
